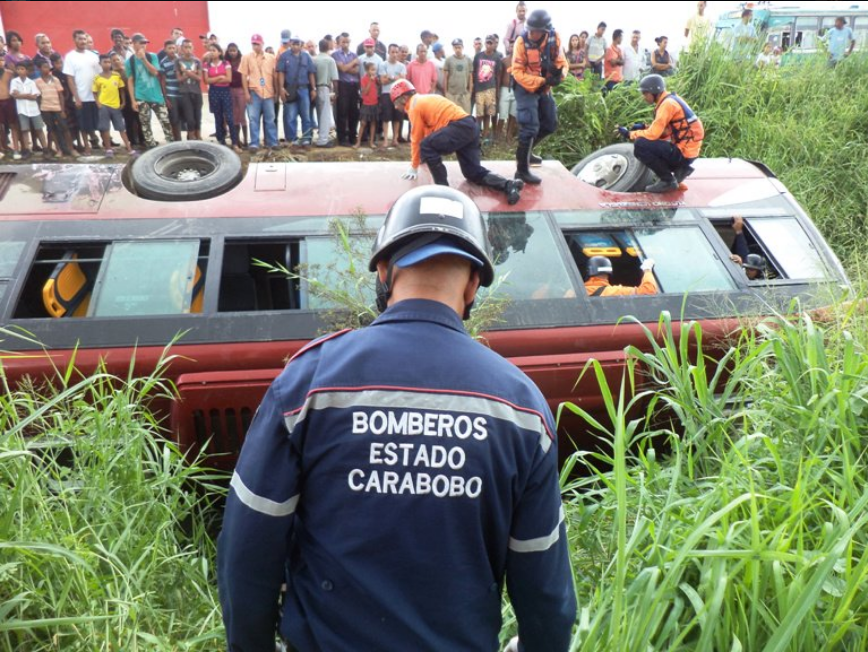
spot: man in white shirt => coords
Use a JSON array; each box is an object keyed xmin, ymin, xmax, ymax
[
  {"xmin": 586, "ymin": 22, "xmax": 607, "ymax": 76},
  {"xmin": 62, "ymin": 29, "xmax": 100, "ymax": 156},
  {"xmin": 623, "ymin": 30, "xmax": 647, "ymax": 82}
]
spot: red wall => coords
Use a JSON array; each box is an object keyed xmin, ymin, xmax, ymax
[{"xmin": 0, "ymin": 1, "xmax": 209, "ymax": 54}]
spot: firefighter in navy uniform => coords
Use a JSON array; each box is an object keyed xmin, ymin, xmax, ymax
[
  {"xmin": 217, "ymin": 185, "xmax": 577, "ymax": 652},
  {"xmin": 512, "ymin": 9, "xmax": 568, "ymax": 185},
  {"xmin": 621, "ymin": 73, "xmax": 705, "ymax": 193}
]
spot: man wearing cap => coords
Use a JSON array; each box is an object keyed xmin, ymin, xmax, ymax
[
  {"xmin": 390, "ymin": 79, "xmax": 523, "ymax": 204},
  {"xmin": 239, "ymin": 34, "xmax": 278, "ymax": 152},
  {"xmin": 431, "ymin": 42, "xmax": 446, "ymax": 95},
  {"xmin": 278, "ymin": 35, "xmax": 317, "ymax": 146},
  {"xmin": 218, "ymin": 184, "xmax": 577, "ymax": 652},
  {"xmin": 356, "ymin": 22, "xmax": 387, "ymax": 59},
  {"xmin": 125, "ymin": 33, "xmax": 174, "ymax": 149},
  {"xmin": 443, "ymin": 39, "xmax": 472, "ymax": 113},
  {"xmin": 332, "ymin": 33, "xmax": 360, "ymax": 147}
]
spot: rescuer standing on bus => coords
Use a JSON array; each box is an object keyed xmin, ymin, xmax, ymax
[{"xmin": 511, "ymin": 9, "xmax": 568, "ymax": 185}]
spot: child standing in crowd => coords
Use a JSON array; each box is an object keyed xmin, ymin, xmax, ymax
[
  {"xmin": 355, "ymin": 61, "xmax": 379, "ymax": 149},
  {"xmin": 52, "ymin": 53, "xmax": 80, "ymax": 152},
  {"xmin": 176, "ymin": 39, "xmax": 203, "ymax": 141},
  {"xmin": 93, "ymin": 54, "xmax": 135, "ymax": 156},
  {"xmin": 36, "ymin": 59, "xmax": 75, "ymax": 157},
  {"xmin": 10, "ymin": 61, "xmax": 47, "ymax": 159},
  {"xmin": 0, "ymin": 65, "xmax": 21, "ymax": 159},
  {"xmin": 205, "ymin": 43, "xmax": 241, "ymax": 152}
]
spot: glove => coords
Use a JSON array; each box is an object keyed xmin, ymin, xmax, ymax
[
  {"xmin": 544, "ymin": 73, "xmax": 562, "ymax": 88},
  {"xmin": 401, "ymin": 167, "xmax": 418, "ymax": 180},
  {"xmin": 641, "ymin": 258, "xmax": 655, "ymax": 272},
  {"xmin": 631, "ymin": 122, "xmax": 647, "ymax": 131},
  {"xmin": 617, "ymin": 126, "xmax": 630, "ymax": 139},
  {"xmin": 503, "ymin": 636, "xmax": 520, "ymax": 652}
]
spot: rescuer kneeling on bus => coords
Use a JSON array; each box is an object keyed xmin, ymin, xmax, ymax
[{"xmin": 619, "ymin": 73, "xmax": 705, "ymax": 194}]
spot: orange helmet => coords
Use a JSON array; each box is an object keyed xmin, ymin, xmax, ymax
[{"xmin": 390, "ymin": 78, "xmax": 416, "ymax": 103}]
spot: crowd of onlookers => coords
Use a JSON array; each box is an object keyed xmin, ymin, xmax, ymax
[{"xmin": 0, "ymin": 0, "xmax": 855, "ymax": 160}]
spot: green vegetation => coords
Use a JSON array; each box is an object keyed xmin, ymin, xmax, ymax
[
  {"xmin": 550, "ymin": 45, "xmax": 868, "ymax": 269},
  {"xmin": 550, "ymin": 303, "xmax": 868, "ymax": 651},
  {"xmin": 0, "ymin": 339, "xmax": 224, "ymax": 651}
]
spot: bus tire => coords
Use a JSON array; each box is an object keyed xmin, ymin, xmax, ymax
[
  {"xmin": 130, "ymin": 142, "xmax": 243, "ymax": 201},
  {"xmin": 571, "ymin": 143, "xmax": 653, "ymax": 192}
]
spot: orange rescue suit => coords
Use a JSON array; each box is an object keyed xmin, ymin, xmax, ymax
[
  {"xmin": 406, "ymin": 94, "xmax": 469, "ymax": 169},
  {"xmin": 512, "ymin": 31, "xmax": 567, "ymax": 93},
  {"xmin": 584, "ymin": 271, "xmax": 659, "ymax": 296},
  {"xmin": 630, "ymin": 91, "xmax": 704, "ymax": 159}
]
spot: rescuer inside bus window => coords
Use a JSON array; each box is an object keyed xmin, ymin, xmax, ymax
[{"xmin": 584, "ymin": 255, "xmax": 659, "ymax": 296}]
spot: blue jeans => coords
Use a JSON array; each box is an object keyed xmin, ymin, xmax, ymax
[
  {"xmin": 284, "ymin": 88, "xmax": 312, "ymax": 144},
  {"xmin": 247, "ymin": 92, "xmax": 278, "ymax": 148}
]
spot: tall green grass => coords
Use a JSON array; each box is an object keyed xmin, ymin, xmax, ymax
[
  {"xmin": 0, "ymin": 341, "xmax": 225, "ymax": 651},
  {"xmin": 554, "ymin": 303, "xmax": 868, "ymax": 651},
  {"xmin": 550, "ymin": 46, "xmax": 868, "ymax": 269}
]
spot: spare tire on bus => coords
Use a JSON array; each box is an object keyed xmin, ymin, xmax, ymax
[
  {"xmin": 571, "ymin": 143, "xmax": 653, "ymax": 192},
  {"xmin": 129, "ymin": 141, "xmax": 243, "ymax": 201}
]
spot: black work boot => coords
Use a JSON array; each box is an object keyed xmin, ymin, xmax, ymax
[
  {"xmin": 674, "ymin": 165, "xmax": 695, "ymax": 183},
  {"xmin": 427, "ymin": 159, "xmax": 449, "ymax": 186},
  {"xmin": 515, "ymin": 142, "xmax": 542, "ymax": 185},
  {"xmin": 645, "ymin": 177, "xmax": 679, "ymax": 193},
  {"xmin": 480, "ymin": 173, "xmax": 524, "ymax": 205},
  {"xmin": 529, "ymin": 151, "xmax": 543, "ymax": 166}
]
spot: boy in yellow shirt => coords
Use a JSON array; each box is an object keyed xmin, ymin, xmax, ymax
[{"xmin": 93, "ymin": 55, "xmax": 135, "ymax": 156}]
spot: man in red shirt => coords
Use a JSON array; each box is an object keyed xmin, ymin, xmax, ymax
[{"xmin": 604, "ymin": 29, "xmax": 625, "ymax": 93}]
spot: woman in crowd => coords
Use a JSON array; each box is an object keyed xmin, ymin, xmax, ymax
[
  {"xmin": 565, "ymin": 32, "xmax": 588, "ymax": 81},
  {"xmin": 205, "ymin": 43, "xmax": 241, "ymax": 152},
  {"xmin": 225, "ymin": 42, "xmax": 249, "ymax": 148},
  {"xmin": 651, "ymin": 35, "xmax": 675, "ymax": 76}
]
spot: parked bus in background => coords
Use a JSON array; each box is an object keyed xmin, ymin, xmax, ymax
[{"xmin": 714, "ymin": 3, "xmax": 868, "ymax": 58}]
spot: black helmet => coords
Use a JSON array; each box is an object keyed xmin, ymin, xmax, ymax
[
  {"xmin": 743, "ymin": 253, "xmax": 765, "ymax": 271},
  {"xmin": 526, "ymin": 9, "xmax": 552, "ymax": 30},
  {"xmin": 638, "ymin": 74, "xmax": 666, "ymax": 95},
  {"xmin": 588, "ymin": 256, "xmax": 613, "ymax": 276},
  {"xmin": 369, "ymin": 185, "xmax": 495, "ymax": 287}
]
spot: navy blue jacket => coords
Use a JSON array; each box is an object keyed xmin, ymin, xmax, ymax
[{"xmin": 218, "ymin": 299, "xmax": 576, "ymax": 652}]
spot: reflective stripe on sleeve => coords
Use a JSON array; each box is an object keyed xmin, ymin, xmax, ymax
[
  {"xmin": 230, "ymin": 471, "xmax": 300, "ymax": 518},
  {"xmin": 509, "ymin": 505, "xmax": 565, "ymax": 553}
]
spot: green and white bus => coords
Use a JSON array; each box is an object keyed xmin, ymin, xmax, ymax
[{"xmin": 714, "ymin": 3, "xmax": 868, "ymax": 55}]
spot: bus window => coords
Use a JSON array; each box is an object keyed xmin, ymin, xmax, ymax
[
  {"xmin": 219, "ymin": 240, "xmax": 306, "ymax": 312},
  {"xmin": 853, "ymin": 17, "xmax": 868, "ymax": 49},
  {"xmin": 794, "ymin": 17, "xmax": 820, "ymax": 49},
  {"xmin": 748, "ymin": 218, "xmax": 829, "ymax": 281},
  {"xmin": 90, "ymin": 240, "xmax": 204, "ymax": 317},
  {"xmin": 487, "ymin": 212, "xmax": 575, "ymax": 301},
  {"xmin": 0, "ymin": 241, "xmax": 26, "ymax": 304}
]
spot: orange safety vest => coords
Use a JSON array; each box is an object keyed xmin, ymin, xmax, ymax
[
  {"xmin": 584, "ymin": 271, "xmax": 658, "ymax": 296},
  {"xmin": 631, "ymin": 91, "xmax": 704, "ymax": 159}
]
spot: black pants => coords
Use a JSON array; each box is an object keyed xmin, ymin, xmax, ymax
[
  {"xmin": 419, "ymin": 116, "xmax": 489, "ymax": 182},
  {"xmin": 634, "ymin": 137, "xmax": 693, "ymax": 181},
  {"xmin": 336, "ymin": 81, "xmax": 360, "ymax": 144}
]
